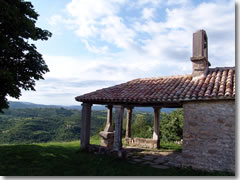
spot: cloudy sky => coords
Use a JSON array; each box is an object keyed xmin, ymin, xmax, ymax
[{"xmin": 9, "ymin": 0, "xmax": 235, "ymax": 106}]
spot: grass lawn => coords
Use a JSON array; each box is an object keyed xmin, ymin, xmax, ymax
[{"xmin": 0, "ymin": 139, "xmax": 233, "ymax": 176}]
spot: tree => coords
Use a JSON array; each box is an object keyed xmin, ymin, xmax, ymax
[
  {"xmin": 160, "ymin": 109, "xmax": 183, "ymax": 142},
  {"xmin": 131, "ymin": 114, "xmax": 153, "ymax": 138},
  {"xmin": 0, "ymin": 0, "xmax": 52, "ymax": 112}
]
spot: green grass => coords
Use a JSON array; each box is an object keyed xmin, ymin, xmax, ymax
[
  {"xmin": 90, "ymin": 134, "xmax": 101, "ymax": 145},
  {"xmin": 160, "ymin": 142, "xmax": 182, "ymax": 151},
  {"xmin": 0, "ymin": 140, "xmax": 233, "ymax": 176}
]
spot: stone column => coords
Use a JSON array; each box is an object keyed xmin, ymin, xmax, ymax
[
  {"xmin": 104, "ymin": 105, "xmax": 113, "ymax": 132},
  {"xmin": 80, "ymin": 103, "xmax": 92, "ymax": 149},
  {"xmin": 153, "ymin": 107, "xmax": 161, "ymax": 148},
  {"xmin": 125, "ymin": 107, "xmax": 133, "ymax": 138},
  {"xmin": 113, "ymin": 105, "xmax": 124, "ymax": 151},
  {"xmin": 99, "ymin": 105, "xmax": 114, "ymax": 148}
]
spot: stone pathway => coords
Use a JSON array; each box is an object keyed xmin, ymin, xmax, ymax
[
  {"xmin": 88, "ymin": 144, "xmax": 182, "ymax": 169},
  {"xmin": 125, "ymin": 146, "xmax": 182, "ymax": 169}
]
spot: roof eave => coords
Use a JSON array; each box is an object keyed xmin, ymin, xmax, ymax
[{"xmin": 75, "ymin": 96, "xmax": 235, "ymax": 107}]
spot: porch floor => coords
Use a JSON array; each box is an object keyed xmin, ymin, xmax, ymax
[
  {"xmin": 88, "ymin": 144, "xmax": 182, "ymax": 169},
  {"xmin": 124, "ymin": 146, "xmax": 182, "ymax": 169}
]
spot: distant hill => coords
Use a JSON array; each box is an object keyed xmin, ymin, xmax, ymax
[
  {"xmin": 9, "ymin": 101, "xmax": 60, "ymax": 109},
  {"xmin": 8, "ymin": 101, "xmax": 83, "ymax": 110},
  {"xmin": 8, "ymin": 101, "xmax": 176, "ymax": 113}
]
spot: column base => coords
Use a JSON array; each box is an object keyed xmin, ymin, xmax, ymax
[{"xmin": 112, "ymin": 149, "xmax": 126, "ymax": 158}]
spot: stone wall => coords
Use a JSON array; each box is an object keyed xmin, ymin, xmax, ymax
[
  {"xmin": 125, "ymin": 137, "xmax": 159, "ymax": 149},
  {"xmin": 182, "ymin": 100, "xmax": 235, "ymax": 173}
]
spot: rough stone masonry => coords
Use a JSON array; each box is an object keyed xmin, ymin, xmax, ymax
[{"xmin": 182, "ymin": 100, "xmax": 235, "ymax": 172}]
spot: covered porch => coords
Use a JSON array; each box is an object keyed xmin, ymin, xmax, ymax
[{"xmin": 80, "ymin": 101, "xmax": 182, "ymax": 153}]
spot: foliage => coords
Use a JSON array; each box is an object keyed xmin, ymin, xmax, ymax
[
  {"xmin": 0, "ymin": 0, "xmax": 52, "ymax": 112},
  {"xmin": 160, "ymin": 109, "xmax": 183, "ymax": 142},
  {"xmin": 0, "ymin": 141, "xmax": 233, "ymax": 176},
  {"xmin": 130, "ymin": 113, "xmax": 153, "ymax": 138},
  {"xmin": 122, "ymin": 109, "xmax": 183, "ymax": 143}
]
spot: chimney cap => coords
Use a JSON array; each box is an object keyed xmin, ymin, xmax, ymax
[{"xmin": 192, "ymin": 29, "xmax": 208, "ymax": 58}]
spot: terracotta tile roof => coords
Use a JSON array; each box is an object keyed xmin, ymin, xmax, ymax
[{"xmin": 75, "ymin": 67, "xmax": 235, "ymax": 104}]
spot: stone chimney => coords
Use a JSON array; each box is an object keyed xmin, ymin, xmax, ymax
[{"xmin": 191, "ymin": 29, "xmax": 211, "ymax": 77}]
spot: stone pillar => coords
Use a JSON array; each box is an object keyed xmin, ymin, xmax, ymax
[
  {"xmin": 125, "ymin": 107, "xmax": 133, "ymax": 138},
  {"xmin": 113, "ymin": 105, "xmax": 124, "ymax": 151},
  {"xmin": 153, "ymin": 107, "xmax": 160, "ymax": 148},
  {"xmin": 99, "ymin": 105, "xmax": 114, "ymax": 148},
  {"xmin": 80, "ymin": 103, "xmax": 92, "ymax": 149},
  {"xmin": 104, "ymin": 105, "xmax": 113, "ymax": 132}
]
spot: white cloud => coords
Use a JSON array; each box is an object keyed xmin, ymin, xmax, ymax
[
  {"xmin": 48, "ymin": 1, "xmax": 234, "ymax": 71},
  {"xmin": 50, "ymin": 0, "xmax": 234, "ymax": 67},
  {"xmin": 163, "ymin": 1, "xmax": 235, "ymax": 67},
  {"xmin": 43, "ymin": 54, "xmax": 165, "ymax": 82},
  {"xmin": 167, "ymin": 0, "xmax": 190, "ymax": 6},
  {"xmin": 49, "ymin": 0, "xmax": 138, "ymax": 51},
  {"xmin": 165, "ymin": 1, "xmax": 234, "ymax": 32},
  {"xmin": 132, "ymin": 0, "xmax": 234, "ymax": 68},
  {"xmin": 19, "ymin": 0, "xmax": 234, "ymax": 105},
  {"xmin": 13, "ymin": 51, "xmax": 192, "ymax": 105},
  {"xmin": 134, "ymin": 20, "xmax": 166, "ymax": 34},
  {"xmin": 50, "ymin": 0, "xmax": 234, "ymax": 63},
  {"xmin": 137, "ymin": 0, "xmax": 162, "ymax": 6},
  {"xmin": 99, "ymin": 16, "xmax": 136, "ymax": 49},
  {"xmin": 49, "ymin": 15, "xmax": 62, "ymax": 26},
  {"xmin": 65, "ymin": 0, "xmax": 126, "ymax": 38},
  {"xmin": 142, "ymin": 8, "xmax": 155, "ymax": 20},
  {"xmin": 81, "ymin": 39, "xmax": 109, "ymax": 54}
]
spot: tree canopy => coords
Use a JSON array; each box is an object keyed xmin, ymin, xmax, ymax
[{"xmin": 0, "ymin": 0, "xmax": 52, "ymax": 112}]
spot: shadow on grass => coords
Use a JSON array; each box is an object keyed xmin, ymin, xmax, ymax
[{"xmin": 0, "ymin": 143, "xmax": 234, "ymax": 176}]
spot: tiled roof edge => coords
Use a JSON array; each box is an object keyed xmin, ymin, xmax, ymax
[{"xmin": 180, "ymin": 96, "xmax": 235, "ymax": 102}]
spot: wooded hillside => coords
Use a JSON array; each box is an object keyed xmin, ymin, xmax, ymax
[{"xmin": 0, "ymin": 107, "xmax": 183, "ymax": 144}]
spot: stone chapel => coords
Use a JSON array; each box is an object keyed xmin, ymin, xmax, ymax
[{"xmin": 75, "ymin": 30, "xmax": 235, "ymax": 173}]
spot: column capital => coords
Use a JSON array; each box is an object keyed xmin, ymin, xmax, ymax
[
  {"xmin": 153, "ymin": 106, "xmax": 161, "ymax": 111},
  {"xmin": 126, "ymin": 106, "xmax": 134, "ymax": 110},
  {"xmin": 113, "ymin": 105, "xmax": 124, "ymax": 108},
  {"xmin": 126, "ymin": 107, "xmax": 134, "ymax": 113},
  {"xmin": 105, "ymin": 105, "xmax": 113, "ymax": 109},
  {"xmin": 81, "ymin": 102, "xmax": 92, "ymax": 107}
]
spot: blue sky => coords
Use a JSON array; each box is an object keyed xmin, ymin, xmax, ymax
[{"xmin": 9, "ymin": 0, "xmax": 235, "ymax": 105}]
